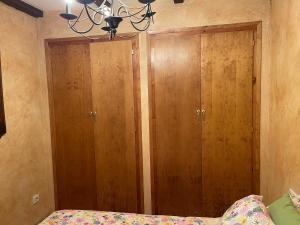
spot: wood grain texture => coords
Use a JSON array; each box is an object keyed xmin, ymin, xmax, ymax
[
  {"xmin": 150, "ymin": 33, "xmax": 203, "ymax": 216},
  {"xmin": 49, "ymin": 43, "xmax": 97, "ymax": 210},
  {"xmin": 201, "ymin": 30, "xmax": 254, "ymax": 217},
  {"xmin": 253, "ymin": 25, "xmax": 262, "ymax": 195},
  {"xmin": 90, "ymin": 40, "xmax": 141, "ymax": 213},
  {"xmin": 148, "ymin": 27, "xmax": 259, "ymax": 217},
  {"xmin": 0, "ymin": 57, "xmax": 6, "ymax": 137}
]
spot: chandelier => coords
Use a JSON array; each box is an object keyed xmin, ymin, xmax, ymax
[{"xmin": 60, "ymin": 0, "xmax": 156, "ymax": 39}]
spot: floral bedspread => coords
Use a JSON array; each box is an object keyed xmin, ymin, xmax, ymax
[{"xmin": 39, "ymin": 210, "xmax": 221, "ymax": 225}]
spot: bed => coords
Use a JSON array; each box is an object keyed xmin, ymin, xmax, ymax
[
  {"xmin": 39, "ymin": 210, "xmax": 221, "ymax": 225},
  {"xmin": 39, "ymin": 195, "xmax": 276, "ymax": 225}
]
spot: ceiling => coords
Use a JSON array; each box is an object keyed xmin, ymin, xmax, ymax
[
  {"xmin": 22, "ymin": 0, "xmax": 141, "ymax": 11},
  {"xmin": 23, "ymin": 0, "xmax": 66, "ymax": 11},
  {"xmin": 23, "ymin": 0, "xmax": 82, "ymax": 11}
]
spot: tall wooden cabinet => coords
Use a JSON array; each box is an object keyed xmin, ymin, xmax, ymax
[
  {"xmin": 149, "ymin": 33, "xmax": 203, "ymax": 216},
  {"xmin": 149, "ymin": 24, "xmax": 261, "ymax": 217},
  {"xmin": 90, "ymin": 40, "xmax": 141, "ymax": 212},
  {"xmin": 46, "ymin": 23, "xmax": 261, "ymax": 218},
  {"xmin": 48, "ymin": 43, "xmax": 97, "ymax": 210},
  {"xmin": 46, "ymin": 36, "xmax": 143, "ymax": 213},
  {"xmin": 200, "ymin": 31, "xmax": 255, "ymax": 217}
]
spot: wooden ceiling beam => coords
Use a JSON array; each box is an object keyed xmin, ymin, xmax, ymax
[{"xmin": 0, "ymin": 0, "xmax": 43, "ymax": 18}]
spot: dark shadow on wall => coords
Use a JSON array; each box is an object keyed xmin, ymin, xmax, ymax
[{"xmin": 0, "ymin": 56, "xmax": 6, "ymax": 138}]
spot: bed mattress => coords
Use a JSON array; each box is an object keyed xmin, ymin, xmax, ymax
[{"xmin": 39, "ymin": 210, "xmax": 221, "ymax": 225}]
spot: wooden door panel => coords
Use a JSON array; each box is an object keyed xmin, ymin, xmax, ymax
[
  {"xmin": 201, "ymin": 30, "xmax": 254, "ymax": 217},
  {"xmin": 150, "ymin": 34, "xmax": 202, "ymax": 216},
  {"xmin": 49, "ymin": 43, "xmax": 97, "ymax": 210},
  {"xmin": 90, "ymin": 40, "xmax": 140, "ymax": 213}
]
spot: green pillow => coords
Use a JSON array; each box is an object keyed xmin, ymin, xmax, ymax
[{"xmin": 268, "ymin": 193, "xmax": 300, "ymax": 225}]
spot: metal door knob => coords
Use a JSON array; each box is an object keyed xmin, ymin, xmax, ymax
[
  {"xmin": 89, "ymin": 111, "xmax": 97, "ymax": 119},
  {"xmin": 196, "ymin": 109, "xmax": 206, "ymax": 121}
]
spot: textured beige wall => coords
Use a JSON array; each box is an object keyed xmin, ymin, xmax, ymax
[
  {"xmin": 0, "ymin": 3, "xmax": 55, "ymax": 225},
  {"xmin": 265, "ymin": 0, "xmax": 300, "ymax": 202},
  {"xmin": 38, "ymin": 0, "xmax": 272, "ymax": 213}
]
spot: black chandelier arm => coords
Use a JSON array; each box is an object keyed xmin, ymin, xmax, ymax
[
  {"xmin": 68, "ymin": 22, "xmax": 95, "ymax": 34},
  {"xmin": 84, "ymin": 3, "xmax": 104, "ymax": 25},
  {"xmin": 118, "ymin": 7, "xmax": 141, "ymax": 20},
  {"xmin": 68, "ymin": 8, "xmax": 84, "ymax": 28},
  {"xmin": 68, "ymin": 11, "xmax": 95, "ymax": 35},
  {"xmin": 130, "ymin": 16, "xmax": 147, "ymax": 25},
  {"xmin": 117, "ymin": 4, "xmax": 148, "ymax": 19},
  {"xmin": 68, "ymin": 7, "xmax": 102, "ymax": 29},
  {"xmin": 129, "ymin": 4, "xmax": 151, "ymax": 24},
  {"xmin": 68, "ymin": 21, "xmax": 95, "ymax": 34},
  {"xmin": 61, "ymin": 0, "xmax": 156, "ymax": 39},
  {"xmin": 86, "ymin": 4, "xmax": 104, "ymax": 16},
  {"xmin": 130, "ymin": 19, "xmax": 150, "ymax": 32},
  {"xmin": 85, "ymin": 5, "xmax": 105, "ymax": 25},
  {"xmin": 149, "ymin": 3, "xmax": 155, "ymax": 23}
]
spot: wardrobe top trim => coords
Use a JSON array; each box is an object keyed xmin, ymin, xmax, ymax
[
  {"xmin": 148, "ymin": 21, "xmax": 261, "ymax": 37},
  {"xmin": 45, "ymin": 32, "xmax": 139, "ymax": 45}
]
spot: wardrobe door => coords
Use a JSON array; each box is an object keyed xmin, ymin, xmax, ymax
[
  {"xmin": 149, "ymin": 34, "xmax": 202, "ymax": 216},
  {"xmin": 201, "ymin": 30, "xmax": 254, "ymax": 217},
  {"xmin": 90, "ymin": 40, "xmax": 142, "ymax": 213},
  {"xmin": 48, "ymin": 43, "xmax": 97, "ymax": 210}
]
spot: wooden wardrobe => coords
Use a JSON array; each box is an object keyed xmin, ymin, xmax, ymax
[
  {"xmin": 148, "ymin": 23, "xmax": 261, "ymax": 217},
  {"xmin": 46, "ymin": 35, "xmax": 143, "ymax": 213}
]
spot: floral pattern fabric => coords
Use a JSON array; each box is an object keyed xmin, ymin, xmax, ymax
[
  {"xmin": 39, "ymin": 210, "xmax": 221, "ymax": 225},
  {"xmin": 221, "ymin": 195, "xmax": 275, "ymax": 225},
  {"xmin": 289, "ymin": 189, "xmax": 300, "ymax": 211}
]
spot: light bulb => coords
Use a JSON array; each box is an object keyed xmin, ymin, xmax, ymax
[
  {"xmin": 65, "ymin": 0, "xmax": 73, "ymax": 14},
  {"xmin": 102, "ymin": 6, "xmax": 111, "ymax": 17}
]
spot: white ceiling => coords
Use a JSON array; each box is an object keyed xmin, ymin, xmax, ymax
[
  {"xmin": 22, "ymin": 0, "xmax": 142, "ymax": 11},
  {"xmin": 23, "ymin": 0, "xmax": 70, "ymax": 11}
]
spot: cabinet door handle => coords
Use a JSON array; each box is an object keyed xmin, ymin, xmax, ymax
[
  {"xmin": 196, "ymin": 109, "xmax": 206, "ymax": 121},
  {"xmin": 196, "ymin": 109, "xmax": 201, "ymax": 121},
  {"xmin": 201, "ymin": 109, "xmax": 206, "ymax": 121},
  {"xmin": 89, "ymin": 111, "xmax": 97, "ymax": 119}
]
